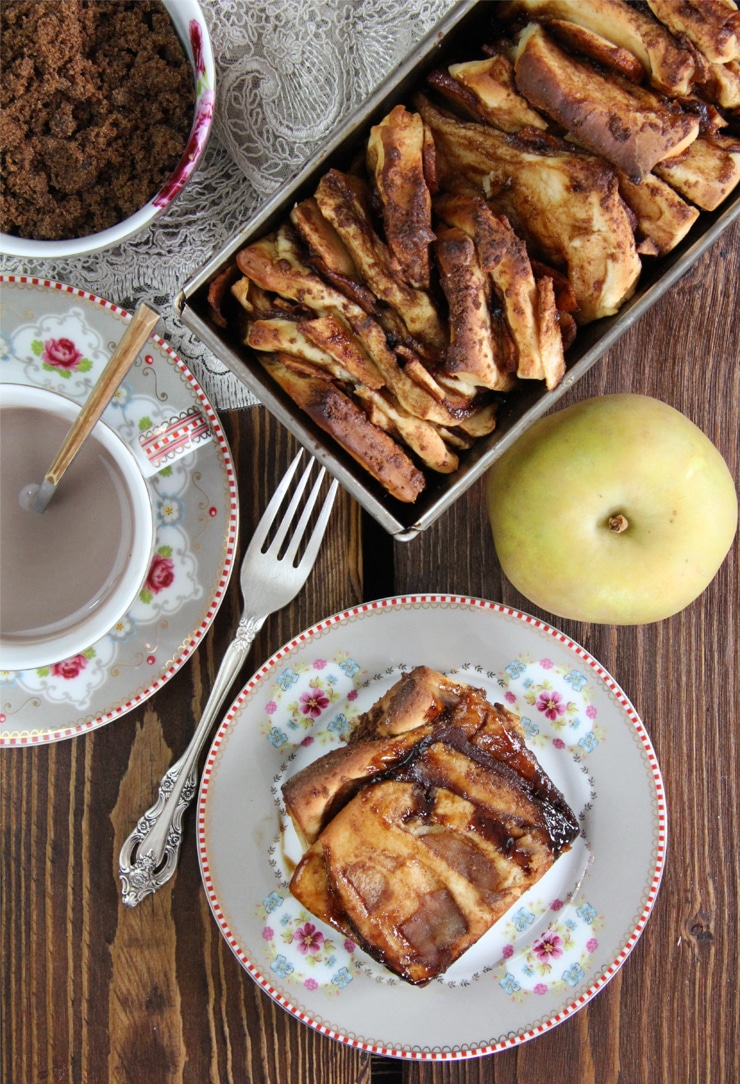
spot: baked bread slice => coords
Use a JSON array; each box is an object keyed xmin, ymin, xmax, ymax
[
  {"xmin": 514, "ymin": 23, "xmax": 700, "ymax": 182},
  {"xmin": 283, "ymin": 667, "xmax": 580, "ymax": 985}
]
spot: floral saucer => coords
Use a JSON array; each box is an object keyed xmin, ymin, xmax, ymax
[
  {"xmin": 198, "ymin": 596, "xmax": 666, "ymax": 1060},
  {"xmin": 0, "ymin": 277, "xmax": 238, "ymax": 744}
]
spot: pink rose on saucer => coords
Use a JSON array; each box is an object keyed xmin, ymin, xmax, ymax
[
  {"xmin": 42, "ymin": 337, "xmax": 83, "ymax": 370},
  {"xmin": 50, "ymin": 654, "xmax": 89, "ymax": 680},
  {"xmin": 145, "ymin": 552, "xmax": 175, "ymax": 594}
]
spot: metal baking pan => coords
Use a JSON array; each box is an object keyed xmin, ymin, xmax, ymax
[{"xmin": 178, "ymin": 0, "xmax": 740, "ymax": 541}]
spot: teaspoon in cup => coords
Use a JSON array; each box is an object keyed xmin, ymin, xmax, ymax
[{"xmin": 20, "ymin": 301, "xmax": 160, "ymax": 514}]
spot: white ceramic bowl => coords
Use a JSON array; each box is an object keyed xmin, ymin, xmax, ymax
[{"xmin": 0, "ymin": 0, "xmax": 215, "ymax": 259}]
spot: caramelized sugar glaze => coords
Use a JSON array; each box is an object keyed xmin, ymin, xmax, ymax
[{"xmin": 283, "ymin": 667, "xmax": 580, "ymax": 985}]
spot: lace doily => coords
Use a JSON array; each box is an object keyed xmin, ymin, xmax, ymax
[{"xmin": 0, "ymin": 0, "xmax": 457, "ymax": 412}]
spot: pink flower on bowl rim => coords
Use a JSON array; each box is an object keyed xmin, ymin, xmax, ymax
[
  {"xmin": 152, "ymin": 19, "xmax": 214, "ymax": 211},
  {"xmin": 190, "ymin": 17, "xmax": 206, "ymax": 76}
]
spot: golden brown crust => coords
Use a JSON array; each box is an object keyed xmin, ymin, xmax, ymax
[
  {"xmin": 700, "ymin": 57, "xmax": 740, "ymax": 111},
  {"xmin": 654, "ymin": 133, "xmax": 740, "ymax": 210},
  {"xmin": 355, "ymin": 386, "xmax": 460, "ymax": 474},
  {"xmin": 535, "ymin": 275, "xmax": 567, "ymax": 390},
  {"xmin": 443, "ymin": 54, "xmax": 549, "ymax": 133},
  {"xmin": 506, "ymin": 0, "xmax": 698, "ymax": 96},
  {"xmin": 416, "ymin": 93, "xmax": 642, "ymax": 323},
  {"xmin": 297, "ymin": 314, "xmax": 385, "ymax": 390},
  {"xmin": 647, "ymin": 0, "xmax": 740, "ymax": 66},
  {"xmin": 315, "ymin": 169, "xmax": 446, "ymax": 350},
  {"xmin": 435, "ymin": 226, "xmax": 517, "ymax": 392},
  {"xmin": 261, "ymin": 353, "xmax": 426, "ymax": 503},
  {"xmin": 546, "ymin": 18, "xmax": 644, "ymax": 80},
  {"xmin": 616, "ymin": 169, "xmax": 700, "ymax": 252},
  {"xmin": 366, "ymin": 105, "xmax": 436, "ymax": 289},
  {"xmin": 514, "ymin": 23, "xmax": 700, "ymax": 182},
  {"xmin": 283, "ymin": 727, "xmax": 434, "ymax": 848},
  {"xmin": 284, "ymin": 667, "xmax": 580, "ymax": 985},
  {"xmin": 236, "ymin": 230, "xmax": 464, "ymax": 426}
]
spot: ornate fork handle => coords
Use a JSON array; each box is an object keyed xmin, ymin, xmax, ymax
[{"xmin": 119, "ymin": 614, "xmax": 264, "ymax": 907}]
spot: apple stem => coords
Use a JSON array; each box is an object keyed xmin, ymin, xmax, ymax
[{"xmin": 609, "ymin": 513, "xmax": 629, "ymax": 533}]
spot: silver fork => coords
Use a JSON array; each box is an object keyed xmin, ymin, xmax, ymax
[{"xmin": 119, "ymin": 450, "xmax": 338, "ymax": 907}]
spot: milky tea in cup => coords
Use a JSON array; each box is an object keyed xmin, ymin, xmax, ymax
[{"xmin": 0, "ymin": 384, "xmax": 155, "ymax": 671}]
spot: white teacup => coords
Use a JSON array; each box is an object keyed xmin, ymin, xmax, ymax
[{"xmin": 0, "ymin": 383, "xmax": 210, "ymax": 671}]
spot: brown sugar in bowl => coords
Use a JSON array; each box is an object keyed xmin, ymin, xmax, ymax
[{"xmin": 0, "ymin": 0, "xmax": 215, "ymax": 258}]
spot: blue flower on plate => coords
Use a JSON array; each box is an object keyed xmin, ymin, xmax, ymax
[
  {"xmin": 110, "ymin": 381, "xmax": 133, "ymax": 409},
  {"xmin": 577, "ymin": 902, "xmax": 598, "ymax": 925},
  {"xmin": 155, "ymin": 494, "xmax": 185, "ymax": 526},
  {"xmin": 521, "ymin": 717, "xmax": 540, "ymax": 739},
  {"xmin": 107, "ymin": 614, "xmax": 137, "ymax": 643},
  {"xmin": 277, "ymin": 668, "xmax": 300, "ymax": 691},
  {"xmin": 271, "ymin": 955, "xmax": 294, "ymax": 978},
  {"xmin": 328, "ymin": 713, "xmax": 351, "ymax": 737},
  {"xmin": 332, "ymin": 967, "xmax": 353, "ymax": 989},
  {"xmin": 338, "ymin": 658, "xmax": 360, "ymax": 678},
  {"xmin": 512, "ymin": 907, "xmax": 535, "ymax": 932},
  {"xmin": 499, "ymin": 973, "xmax": 522, "ymax": 995},
  {"xmin": 564, "ymin": 669, "xmax": 588, "ymax": 692},
  {"xmin": 578, "ymin": 731, "xmax": 599, "ymax": 753},
  {"xmin": 505, "ymin": 661, "xmax": 526, "ymax": 680},
  {"xmin": 267, "ymin": 727, "xmax": 288, "ymax": 748},
  {"xmin": 562, "ymin": 962, "xmax": 586, "ymax": 987}
]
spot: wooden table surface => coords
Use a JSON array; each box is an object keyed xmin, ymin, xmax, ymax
[{"xmin": 2, "ymin": 218, "xmax": 738, "ymax": 1084}]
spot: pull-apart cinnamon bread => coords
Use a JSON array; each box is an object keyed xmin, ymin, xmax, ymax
[{"xmin": 282, "ymin": 666, "xmax": 580, "ymax": 986}]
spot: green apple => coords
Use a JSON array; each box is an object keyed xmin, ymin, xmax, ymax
[{"xmin": 487, "ymin": 394, "xmax": 738, "ymax": 624}]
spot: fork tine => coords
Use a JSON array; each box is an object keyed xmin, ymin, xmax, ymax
[
  {"xmin": 247, "ymin": 449, "xmax": 304, "ymax": 553},
  {"xmin": 266, "ymin": 457, "xmax": 317, "ymax": 556},
  {"xmin": 295, "ymin": 477, "xmax": 339, "ymax": 575},
  {"xmin": 281, "ymin": 465, "xmax": 329, "ymax": 566}
]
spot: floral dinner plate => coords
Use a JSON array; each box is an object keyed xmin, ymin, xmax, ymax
[
  {"xmin": 198, "ymin": 595, "xmax": 666, "ymax": 1060},
  {"xmin": 0, "ymin": 276, "xmax": 238, "ymax": 744}
]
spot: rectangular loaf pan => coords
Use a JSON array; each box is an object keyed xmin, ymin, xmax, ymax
[{"xmin": 178, "ymin": 0, "xmax": 740, "ymax": 541}]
